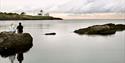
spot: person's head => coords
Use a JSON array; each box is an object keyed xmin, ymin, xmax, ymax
[{"xmin": 19, "ymin": 22, "xmax": 21, "ymax": 25}]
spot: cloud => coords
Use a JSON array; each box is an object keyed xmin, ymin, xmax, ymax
[
  {"xmin": 0, "ymin": 0, "xmax": 125, "ymax": 13},
  {"xmin": 48, "ymin": 0, "xmax": 125, "ymax": 13}
]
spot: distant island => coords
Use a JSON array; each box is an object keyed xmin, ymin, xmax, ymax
[{"xmin": 0, "ymin": 12, "xmax": 62, "ymax": 20}]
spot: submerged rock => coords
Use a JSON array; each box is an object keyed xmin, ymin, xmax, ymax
[
  {"xmin": 0, "ymin": 32, "xmax": 33, "ymax": 57},
  {"xmin": 74, "ymin": 23, "xmax": 125, "ymax": 35}
]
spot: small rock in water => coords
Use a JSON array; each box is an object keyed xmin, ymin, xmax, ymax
[{"xmin": 45, "ymin": 33, "xmax": 56, "ymax": 35}]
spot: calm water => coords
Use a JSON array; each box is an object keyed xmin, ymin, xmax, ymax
[{"xmin": 0, "ymin": 19, "xmax": 125, "ymax": 63}]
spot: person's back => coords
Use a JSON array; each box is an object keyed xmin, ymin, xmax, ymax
[{"xmin": 17, "ymin": 23, "xmax": 23, "ymax": 33}]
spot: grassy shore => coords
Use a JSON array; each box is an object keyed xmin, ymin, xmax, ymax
[{"xmin": 0, "ymin": 12, "xmax": 62, "ymax": 20}]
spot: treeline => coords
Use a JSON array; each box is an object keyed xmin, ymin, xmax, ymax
[
  {"xmin": 0, "ymin": 12, "xmax": 19, "ymax": 15},
  {"xmin": 0, "ymin": 12, "xmax": 62, "ymax": 20}
]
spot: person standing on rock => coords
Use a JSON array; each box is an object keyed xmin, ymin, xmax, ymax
[{"xmin": 17, "ymin": 22, "xmax": 23, "ymax": 33}]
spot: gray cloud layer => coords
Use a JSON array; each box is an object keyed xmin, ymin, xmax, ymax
[
  {"xmin": 48, "ymin": 0, "xmax": 125, "ymax": 13},
  {"xmin": 1, "ymin": 0, "xmax": 125, "ymax": 13}
]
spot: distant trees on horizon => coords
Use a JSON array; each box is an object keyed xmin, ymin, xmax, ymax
[
  {"xmin": 20, "ymin": 12, "xmax": 26, "ymax": 15},
  {"xmin": 38, "ymin": 10, "xmax": 43, "ymax": 16},
  {"xmin": 0, "ymin": 12, "xmax": 19, "ymax": 15},
  {"xmin": 0, "ymin": 11, "xmax": 62, "ymax": 20},
  {"xmin": 38, "ymin": 9, "xmax": 50, "ymax": 16},
  {"xmin": 0, "ymin": 9, "xmax": 50, "ymax": 16}
]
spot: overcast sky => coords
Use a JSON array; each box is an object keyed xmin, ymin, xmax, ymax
[{"xmin": 0, "ymin": 0, "xmax": 125, "ymax": 13}]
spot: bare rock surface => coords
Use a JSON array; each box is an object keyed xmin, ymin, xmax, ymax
[{"xmin": 74, "ymin": 23, "xmax": 125, "ymax": 35}]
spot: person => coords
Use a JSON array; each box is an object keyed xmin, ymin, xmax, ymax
[{"xmin": 17, "ymin": 22, "xmax": 23, "ymax": 33}]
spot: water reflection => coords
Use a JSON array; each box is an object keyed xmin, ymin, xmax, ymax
[
  {"xmin": 0, "ymin": 32, "xmax": 33, "ymax": 63},
  {"xmin": 17, "ymin": 53, "xmax": 24, "ymax": 63},
  {"xmin": 0, "ymin": 43, "xmax": 33, "ymax": 63},
  {"xmin": 0, "ymin": 20, "xmax": 125, "ymax": 63},
  {"xmin": 8, "ymin": 53, "xmax": 25, "ymax": 63},
  {"xmin": 9, "ymin": 55, "xmax": 16, "ymax": 63}
]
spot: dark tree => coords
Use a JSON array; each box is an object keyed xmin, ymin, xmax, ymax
[
  {"xmin": 38, "ymin": 13, "xmax": 42, "ymax": 16},
  {"xmin": 20, "ymin": 12, "xmax": 26, "ymax": 15},
  {"xmin": 38, "ymin": 10, "xmax": 43, "ymax": 16},
  {"xmin": 40, "ymin": 10, "xmax": 43, "ymax": 13}
]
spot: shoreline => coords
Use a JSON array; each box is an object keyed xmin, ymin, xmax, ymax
[
  {"xmin": 0, "ymin": 12, "xmax": 63, "ymax": 20},
  {"xmin": 0, "ymin": 19, "xmax": 124, "ymax": 21}
]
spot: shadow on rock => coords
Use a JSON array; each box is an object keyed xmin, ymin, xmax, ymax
[
  {"xmin": 0, "ymin": 32, "xmax": 33, "ymax": 63},
  {"xmin": 74, "ymin": 23, "xmax": 125, "ymax": 36}
]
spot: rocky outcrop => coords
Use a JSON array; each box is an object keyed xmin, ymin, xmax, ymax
[
  {"xmin": 74, "ymin": 23, "xmax": 125, "ymax": 35},
  {"xmin": 0, "ymin": 32, "xmax": 33, "ymax": 57}
]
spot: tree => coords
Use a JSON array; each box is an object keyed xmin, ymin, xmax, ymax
[
  {"xmin": 40, "ymin": 10, "xmax": 43, "ymax": 13},
  {"xmin": 38, "ymin": 13, "xmax": 42, "ymax": 16},
  {"xmin": 38, "ymin": 10, "xmax": 43, "ymax": 16},
  {"xmin": 20, "ymin": 12, "xmax": 26, "ymax": 15}
]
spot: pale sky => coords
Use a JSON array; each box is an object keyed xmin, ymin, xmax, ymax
[
  {"xmin": 0, "ymin": 0, "xmax": 125, "ymax": 19},
  {"xmin": 0, "ymin": 0, "xmax": 125, "ymax": 13}
]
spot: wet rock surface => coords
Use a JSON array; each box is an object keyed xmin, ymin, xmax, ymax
[
  {"xmin": 0, "ymin": 32, "xmax": 33, "ymax": 57},
  {"xmin": 74, "ymin": 23, "xmax": 125, "ymax": 35}
]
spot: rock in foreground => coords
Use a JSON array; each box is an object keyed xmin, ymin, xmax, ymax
[
  {"xmin": 0, "ymin": 32, "xmax": 33, "ymax": 57},
  {"xmin": 74, "ymin": 23, "xmax": 125, "ymax": 35}
]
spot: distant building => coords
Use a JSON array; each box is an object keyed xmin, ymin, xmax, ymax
[{"xmin": 44, "ymin": 13, "xmax": 49, "ymax": 16}]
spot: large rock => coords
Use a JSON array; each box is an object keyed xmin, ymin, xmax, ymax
[
  {"xmin": 74, "ymin": 23, "xmax": 125, "ymax": 35},
  {"xmin": 0, "ymin": 32, "xmax": 33, "ymax": 57}
]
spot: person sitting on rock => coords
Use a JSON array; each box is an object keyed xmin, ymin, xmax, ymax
[{"xmin": 17, "ymin": 22, "xmax": 23, "ymax": 33}]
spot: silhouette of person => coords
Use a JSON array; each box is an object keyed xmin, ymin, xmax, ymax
[
  {"xmin": 17, "ymin": 22, "xmax": 23, "ymax": 33},
  {"xmin": 17, "ymin": 53, "xmax": 24, "ymax": 63}
]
